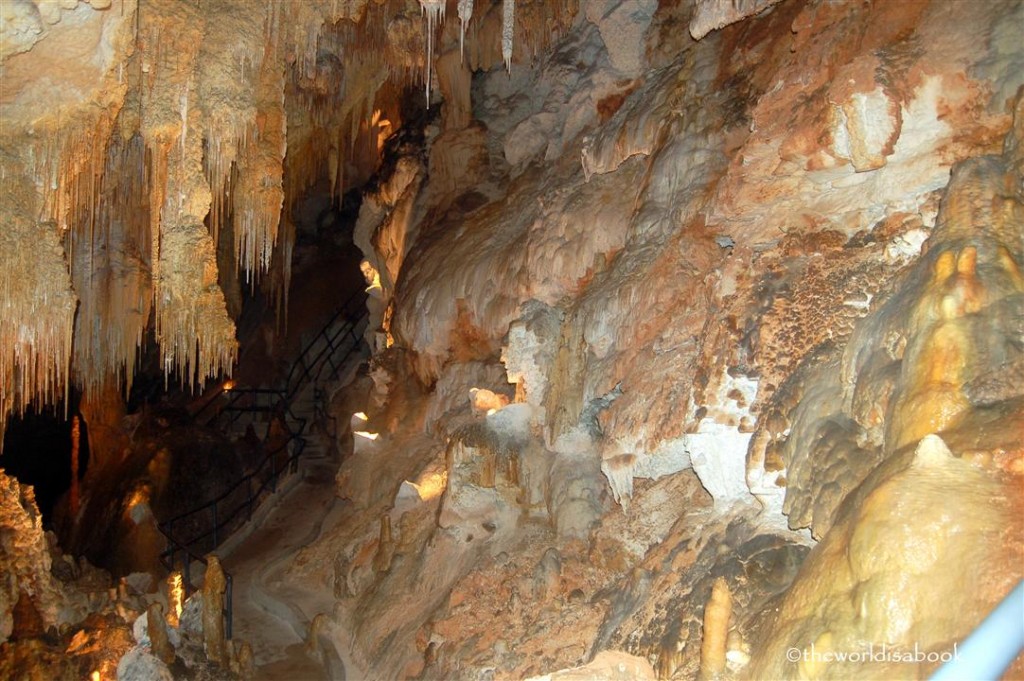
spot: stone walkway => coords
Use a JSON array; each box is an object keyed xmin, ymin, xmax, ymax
[{"xmin": 219, "ymin": 456, "xmax": 345, "ymax": 680}]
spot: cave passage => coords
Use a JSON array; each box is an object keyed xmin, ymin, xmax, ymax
[{"xmin": 1, "ymin": 402, "xmax": 89, "ymax": 525}]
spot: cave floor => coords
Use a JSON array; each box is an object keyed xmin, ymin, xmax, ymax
[{"xmin": 218, "ymin": 454, "xmax": 345, "ymax": 680}]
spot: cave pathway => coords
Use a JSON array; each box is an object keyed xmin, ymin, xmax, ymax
[{"xmin": 217, "ymin": 450, "xmax": 347, "ymax": 680}]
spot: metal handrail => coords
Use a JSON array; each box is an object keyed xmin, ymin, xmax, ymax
[
  {"xmin": 283, "ymin": 289, "xmax": 368, "ymax": 400},
  {"xmin": 157, "ymin": 292, "xmax": 369, "ymax": 641},
  {"xmin": 158, "ymin": 405, "xmax": 306, "ymax": 639}
]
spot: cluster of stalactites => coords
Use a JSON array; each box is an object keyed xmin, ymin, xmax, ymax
[
  {"xmin": 70, "ymin": 133, "xmax": 154, "ymax": 404},
  {"xmin": 0, "ymin": 175, "xmax": 77, "ymax": 449},
  {"xmin": 233, "ymin": 52, "xmax": 288, "ymax": 284},
  {"xmin": 137, "ymin": 0, "xmax": 238, "ymax": 392},
  {"xmin": 419, "ymin": 0, "xmax": 515, "ymax": 104},
  {"xmin": 2, "ymin": 107, "xmax": 154, "ymax": 437}
]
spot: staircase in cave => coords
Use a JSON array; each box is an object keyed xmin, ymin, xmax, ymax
[{"xmin": 158, "ymin": 290, "xmax": 369, "ymax": 638}]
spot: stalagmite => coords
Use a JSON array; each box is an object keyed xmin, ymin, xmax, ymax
[
  {"xmin": 699, "ymin": 578, "xmax": 732, "ymax": 680},
  {"xmin": 373, "ymin": 515, "xmax": 395, "ymax": 573},
  {"xmin": 167, "ymin": 572, "xmax": 183, "ymax": 628},
  {"xmin": 236, "ymin": 641, "xmax": 255, "ymax": 679},
  {"xmin": 2, "ymin": 3, "xmax": 1021, "ymax": 680},
  {"xmin": 202, "ymin": 555, "xmax": 227, "ymax": 666},
  {"xmin": 305, "ymin": 613, "xmax": 329, "ymax": 658},
  {"xmin": 70, "ymin": 416, "xmax": 80, "ymax": 518},
  {"xmin": 147, "ymin": 602, "xmax": 176, "ymax": 665}
]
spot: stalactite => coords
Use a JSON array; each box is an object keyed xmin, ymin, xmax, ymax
[
  {"xmin": 153, "ymin": 127, "xmax": 238, "ymax": 389},
  {"xmin": 71, "ymin": 132, "xmax": 153, "ymax": 403},
  {"xmin": 502, "ymin": 0, "xmax": 515, "ymax": 73},
  {"xmin": 140, "ymin": 0, "xmax": 236, "ymax": 390},
  {"xmin": 232, "ymin": 41, "xmax": 287, "ymax": 284},
  {"xmin": 198, "ymin": 0, "xmax": 265, "ymax": 248},
  {"xmin": 0, "ymin": 162, "xmax": 77, "ymax": 449},
  {"xmin": 458, "ymin": 0, "xmax": 474, "ymax": 62},
  {"xmin": 279, "ymin": 216, "xmax": 296, "ymax": 332},
  {"xmin": 419, "ymin": 0, "xmax": 445, "ymax": 104},
  {"xmin": 0, "ymin": 0, "xmax": 586, "ymax": 447}
]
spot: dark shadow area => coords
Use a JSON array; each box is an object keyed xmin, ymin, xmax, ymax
[{"xmin": 1, "ymin": 398, "xmax": 90, "ymax": 526}]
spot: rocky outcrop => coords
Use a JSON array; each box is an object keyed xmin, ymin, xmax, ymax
[
  {"xmin": 0, "ymin": 472, "xmax": 63, "ymax": 642},
  {"xmin": 313, "ymin": 1, "xmax": 1022, "ymax": 678},
  {"xmin": 1, "ymin": 0, "xmax": 1022, "ymax": 679}
]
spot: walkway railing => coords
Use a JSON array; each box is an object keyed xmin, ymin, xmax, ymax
[
  {"xmin": 158, "ymin": 290, "xmax": 368, "ymax": 639},
  {"xmin": 282, "ymin": 290, "xmax": 369, "ymax": 401}
]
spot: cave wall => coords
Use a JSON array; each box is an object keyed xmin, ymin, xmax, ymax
[
  {"xmin": 1, "ymin": 0, "xmax": 1022, "ymax": 679},
  {"xmin": 318, "ymin": 0, "xmax": 1024, "ymax": 678}
]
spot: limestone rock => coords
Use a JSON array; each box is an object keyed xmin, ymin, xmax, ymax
[
  {"xmin": 0, "ymin": 472, "xmax": 63, "ymax": 643},
  {"xmin": 585, "ymin": 0, "xmax": 658, "ymax": 76},
  {"xmin": 0, "ymin": 1, "xmax": 44, "ymax": 59},
  {"xmin": 178, "ymin": 593, "xmax": 203, "ymax": 640},
  {"xmin": 116, "ymin": 646, "xmax": 174, "ymax": 681},
  {"xmin": 689, "ymin": 0, "xmax": 784, "ymax": 40},
  {"xmin": 526, "ymin": 650, "xmax": 658, "ymax": 680}
]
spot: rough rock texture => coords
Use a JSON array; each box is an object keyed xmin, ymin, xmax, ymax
[
  {"xmin": 115, "ymin": 645, "xmax": 174, "ymax": 681},
  {"xmin": 0, "ymin": 472, "xmax": 63, "ymax": 642},
  {"xmin": 2, "ymin": 0, "xmax": 1023, "ymax": 679},
  {"xmin": 747, "ymin": 434, "xmax": 1023, "ymax": 680},
  {"xmin": 689, "ymin": 0, "xmax": 784, "ymax": 40},
  {"xmin": 309, "ymin": 1, "xmax": 1022, "ymax": 678}
]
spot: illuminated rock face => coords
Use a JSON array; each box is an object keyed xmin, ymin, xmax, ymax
[
  {"xmin": 332, "ymin": 1, "xmax": 1021, "ymax": 678},
  {"xmin": 747, "ymin": 435, "xmax": 1022, "ymax": 680},
  {"xmin": 1, "ymin": 0, "xmax": 1022, "ymax": 679}
]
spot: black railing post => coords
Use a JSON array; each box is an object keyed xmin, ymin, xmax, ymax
[
  {"xmin": 225, "ymin": 574, "xmax": 233, "ymax": 640},
  {"xmin": 155, "ymin": 295, "xmax": 368, "ymax": 657},
  {"xmin": 246, "ymin": 476, "xmax": 253, "ymax": 520},
  {"xmin": 212, "ymin": 503, "xmax": 219, "ymax": 548}
]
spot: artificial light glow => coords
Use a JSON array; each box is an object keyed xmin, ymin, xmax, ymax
[
  {"xmin": 168, "ymin": 572, "xmax": 184, "ymax": 627},
  {"xmin": 127, "ymin": 487, "xmax": 149, "ymax": 510},
  {"xmin": 355, "ymin": 431, "xmax": 379, "ymax": 440},
  {"xmin": 90, "ymin": 671, "xmax": 101, "ymax": 681},
  {"xmin": 487, "ymin": 408, "xmax": 497, "ymax": 416},
  {"xmin": 382, "ymin": 303, "xmax": 394, "ymax": 348},
  {"xmin": 354, "ymin": 412, "xmax": 368, "ymax": 421},
  {"xmin": 411, "ymin": 472, "xmax": 448, "ymax": 501},
  {"xmin": 372, "ymin": 109, "xmax": 392, "ymax": 152},
  {"xmin": 222, "ymin": 379, "xmax": 236, "ymax": 391}
]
